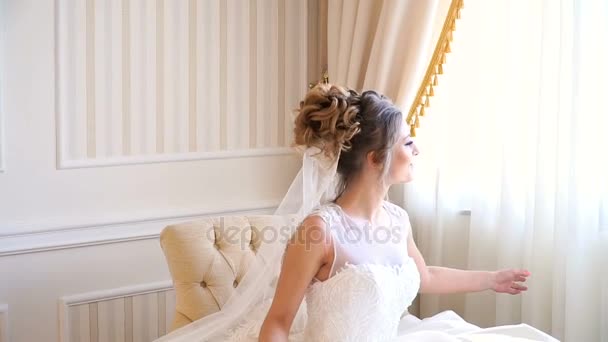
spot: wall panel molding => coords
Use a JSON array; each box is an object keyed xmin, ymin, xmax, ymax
[
  {"xmin": 0, "ymin": 304, "xmax": 8, "ymax": 342},
  {"xmin": 56, "ymin": 0, "xmax": 316, "ymax": 169},
  {"xmin": 0, "ymin": 200, "xmax": 278, "ymax": 256},
  {"xmin": 60, "ymin": 147, "xmax": 292, "ymax": 169},
  {"xmin": 59, "ymin": 281, "xmax": 175, "ymax": 342}
]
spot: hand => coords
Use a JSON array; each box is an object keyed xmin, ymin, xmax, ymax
[{"xmin": 490, "ymin": 269, "xmax": 530, "ymax": 295}]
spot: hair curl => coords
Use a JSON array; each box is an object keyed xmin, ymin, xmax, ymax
[
  {"xmin": 293, "ymin": 84, "xmax": 361, "ymax": 159},
  {"xmin": 293, "ymin": 83, "xmax": 403, "ymax": 195}
]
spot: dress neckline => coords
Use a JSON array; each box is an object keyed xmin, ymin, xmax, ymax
[{"xmin": 328, "ymin": 200, "xmax": 393, "ymax": 229}]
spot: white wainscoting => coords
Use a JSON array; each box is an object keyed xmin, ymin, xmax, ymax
[
  {"xmin": 0, "ymin": 200, "xmax": 278, "ymax": 256},
  {"xmin": 0, "ymin": 304, "xmax": 8, "ymax": 342},
  {"xmin": 56, "ymin": 0, "xmax": 312, "ymax": 168},
  {"xmin": 59, "ymin": 281, "xmax": 175, "ymax": 342}
]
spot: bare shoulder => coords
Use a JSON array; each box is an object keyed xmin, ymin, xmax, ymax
[{"xmin": 289, "ymin": 215, "xmax": 331, "ymax": 250}]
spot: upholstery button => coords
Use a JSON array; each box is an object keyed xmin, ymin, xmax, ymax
[
  {"xmin": 201, "ymin": 281, "xmax": 207, "ymax": 288},
  {"xmin": 233, "ymin": 280, "xmax": 238, "ymax": 288}
]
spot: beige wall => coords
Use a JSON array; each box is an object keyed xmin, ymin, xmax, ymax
[{"xmin": 0, "ymin": 0, "xmax": 321, "ymax": 341}]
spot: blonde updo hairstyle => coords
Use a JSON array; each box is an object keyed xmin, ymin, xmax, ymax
[{"xmin": 294, "ymin": 83, "xmax": 404, "ymax": 197}]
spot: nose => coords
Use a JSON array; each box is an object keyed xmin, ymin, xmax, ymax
[{"xmin": 413, "ymin": 143, "xmax": 420, "ymax": 156}]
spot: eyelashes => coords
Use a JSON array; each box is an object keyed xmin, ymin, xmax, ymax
[{"xmin": 404, "ymin": 141, "xmax": 414, "ymax": 146}]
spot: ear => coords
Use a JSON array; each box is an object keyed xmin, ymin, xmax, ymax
[{"xmin": 366, "ymin": 151, "xmax": 382, "ymax": 169}]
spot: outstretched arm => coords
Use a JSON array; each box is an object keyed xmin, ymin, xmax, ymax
[{"xmin": 406, "ymin": 227, "xmax": 530, "ymax": 295}]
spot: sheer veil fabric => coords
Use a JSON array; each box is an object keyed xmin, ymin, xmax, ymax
[{"xmin": 155, "ymin": 147, "xmax": 340, "ymax": 341}]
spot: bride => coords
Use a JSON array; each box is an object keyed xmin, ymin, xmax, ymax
[{"xmin": 157, "ymin": 84, "xmax": 558, "ymax": 342}]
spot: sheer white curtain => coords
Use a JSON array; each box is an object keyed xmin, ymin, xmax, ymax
[{"xmin": 403, "ymin": 0, "xmax": 608, "ymax": 341}]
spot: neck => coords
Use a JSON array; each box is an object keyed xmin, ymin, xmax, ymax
[{"xmin": 334, "ymin": 174, "xmax": 390, "ymax": 223}]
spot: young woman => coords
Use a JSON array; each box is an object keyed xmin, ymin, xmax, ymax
[
  {"xmin": 257, "ymin": 84, "xmax": 557, "ymax": 342},
  {"xmin": 156, "ymin": 84, "xmax": 558, "ymax": 342}
]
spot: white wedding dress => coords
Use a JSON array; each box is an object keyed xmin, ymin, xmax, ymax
[{"xmin": 224, "ymin": 201, "xmax": 559, "ymax": 342}]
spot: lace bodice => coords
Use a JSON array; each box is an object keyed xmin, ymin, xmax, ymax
[
  {"xmin": 301, "ymin": 201, "xmax": 421, "ymax": 341},
  {"xmin": 304, "ymin": 260, "xmax": 420, "ymax": 341}
]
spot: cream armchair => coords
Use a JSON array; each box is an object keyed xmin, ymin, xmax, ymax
[{"xmin": 160, "ymin": 215, "xmax": 294, "ymax": 332}]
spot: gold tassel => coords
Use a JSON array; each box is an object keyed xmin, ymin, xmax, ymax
[
  {"xmin": 410, "ymin": 125, "xmax": 416, "ymax": 137},
  {"xmin": 406, "ymin": 115, "xmax": 414, "ymax": 126},
  {"xmin": 405, "ymin": 0, "xmax": 463, "ymax": 135}
]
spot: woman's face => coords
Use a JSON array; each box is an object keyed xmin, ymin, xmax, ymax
[{"xmin": 387, "ymin": 121, "xmax": 419, "ymax": 184}]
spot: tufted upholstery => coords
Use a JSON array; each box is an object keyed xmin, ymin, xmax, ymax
[{"xmin": 160, "ymin": 215, "xmax": 295, "ymax": 332}]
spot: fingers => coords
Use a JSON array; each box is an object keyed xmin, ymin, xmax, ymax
[
  {"xmin": 495, "ymin": 269, "xmax": 532, "ymax": 295},
  {"xmin": 511, "ymin": 283, "xmax": 528, "ymax": 291},
  {"xmin": 510, "ymin": 269, "xmax": 531, "ymax": 282},
  {"xmin": 507, "ymin": 283, "xmax": 528, "ymax": 295}
]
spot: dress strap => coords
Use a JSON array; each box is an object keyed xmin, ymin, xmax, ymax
[
  {"xmin": 382, "ymin": 200, "xmax": 406, "ymax": 219},
  {"xmin": 308, "ymin": 204, "xmax": 338, "ymax": 228},
  {"xmin": 307, "ymin": 204, "xmax": 341, "ymax": 281},
  {"xmin": 382, "ymin": 201, "xmax": 412, "ymax": 241}
]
